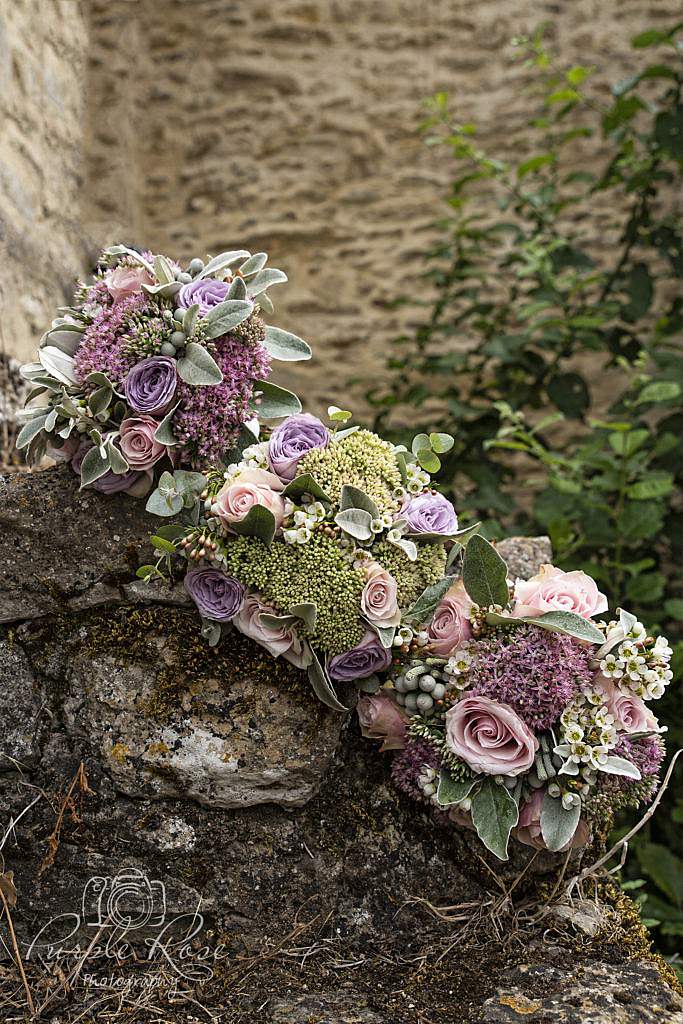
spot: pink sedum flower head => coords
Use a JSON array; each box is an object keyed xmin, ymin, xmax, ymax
[
  {"xmin": 445, "ymin": 694, "xmax": 538, "ymax": 776},
  {"xmin": 215, "ymin": 467, "xmax": 286, "ymax": 530},
  {"xmin": 357, "ymin": 694, "xmax": 408, "ymax": 752},
  {"xmin": 427, "ymin": 579, "xmax": 473, "ymax": 656},
  {"xmin": 512, "ymin": 564, "xmax": 608, "ymax": 620}
]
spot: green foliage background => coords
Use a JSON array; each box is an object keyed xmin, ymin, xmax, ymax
[{"xmin": 365, "ymin": 24, "xmax": 683, "ymax": 965}]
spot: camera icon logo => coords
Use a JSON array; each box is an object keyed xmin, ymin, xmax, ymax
[{"xmin": 81, "ymin": 868, "xmax": 167, "ymax": 931}]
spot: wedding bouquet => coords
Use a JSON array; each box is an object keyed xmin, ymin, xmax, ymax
[
  {"xmin": 151, "ymin": 413, "xmax": 671, "ymax": 860},
  {"xmin": 16, "ymin": 244, "xmax": 309, "ymax": 495}
]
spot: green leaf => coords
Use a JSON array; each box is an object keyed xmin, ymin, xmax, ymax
[
  {"xmin": 404, "ymin": 577, "xmax": 453, "ymax": 625},
  {"xmin": 262, "ymin": 326, "xmax": 312, "ymax": 361},
  {"xmin": 631, "ymin": 28, "xmax": 668, "ymax": 47},
  {"xmin": 334, "ymin": 508, "xmax": 374, "ymax": 541},
  {"xmin": 436, "ymin": 769, "xmax": 477, "ymax": 808},
  {"xmin": 609, "ymin": 429, "xmax": 649, "ymax": 457},
  {"xmin": 627, "ymin": 472, "xmax": 674, "ymax": 500},
  {"xmin": 251, "ymin": 380, "xmax": 302, "ymax": 419},
  {"xmin": 176, "ymin": 343, "xmax": 223, "ymax": 385},
  {"xmin": 637, "ymin": 843, "xmax": 683, "ymax": 907},
  {"xmin": 462, "ymin": 535, "xmax": 509, "ymax": 608},
  {"xmin": 228, "ymin": 504, "xmax": 276, "ymax": 546},
  {"xmin": 80, "ymin": 445, "xmax": 110, "ymax": 487},
  {"xmin": 154, "ymin": 524, "xmax": 186, "ymax": 541},
  {"xmin": 626, "ymin": 572, "xmax": 665, "ymax": 604},
  {"xmin": 621, "ymin": 500, "xmax": 664, "ymax": 541},
  {"xmin": 547, "ymin": 373, "xmax": 589, "ymax": 419},
  {"xmin": 308, "ymin": 649, "xmax": 347, "ymax": 712},
  {"xmin": 150, "ymin": 535, "xmax": 177, "ymax": 554},
  {"xmin": 517, "ymin": 153, "xmax": 556, "ymax": 177},
  {"xmin": 622, "ymin": 263, "xmax": 653, "ymax": 322},
  {"xmin": 416, "ymin": 447, "xmax": 441, "ymax": 473},
  {"xmin": 196, "ymin": 250, "xmax": 250, "ymax": 279},
  {"xmin": 328, "ymin": 406, "xmax": 353, "ymax": 423},
  {"xmin": 664, "ymin": 599, "xmax": 683, "ymax": 621},
  {"xmin": 637, "ymin": 381, "xmax": 681, "ymax": 405},
  {"xmin": 202, "ymin": 299, "xmax": 253, "ymax": 340},
  {"xmin": 521, "ymin": 610, "xmax": 605, "ymax": 645},
  {"xmin": 470, "ymin": 779, "xmax": 519, "ymax": 861},
  {"xmin": 340, "ymin": 484, "xmax": 380, "ymax": 518},
  {"xmin": 282, "ymin": 474, "xmax": 331, "ymax": 504},
  {"xmin": 540, "ymin": 792, "xmax": 581, "ymax": 852},
  {"xmin": 154, "ymin": 404, "xmax": 180, "ymax": 445},
  {"xmin": 16, "ymin": 414, "xmax": 48, "ymax": 450},
  {"xmin": 136, "ymin": 565, "xmax": 159, "ymax": 579},
  {"xmin": 429, "ymin": 432, "xmax": 454, "ymax": 454}
]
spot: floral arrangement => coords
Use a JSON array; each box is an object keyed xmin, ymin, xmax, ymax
[
  {"xmin": 16, "ymin": 244, "xmax": 310, "ymax": 498},
  {"xmin": 138, "ymin": 408, "xmax": 671, "ymax": 861}
]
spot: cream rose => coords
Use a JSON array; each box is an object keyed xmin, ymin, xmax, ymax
[
  {"xmin": 233, "ymin": 593, "xmax": 310, "ymax": 669},
  {"xmin": 215, "ymin": 468, "xmax": 286, "ymax": 531},
  {"xmin": 104, "ymin": 265, "xmax": 154, "ymax": 303},
  {"xmin": 357, "ymin": 694, "xmax": 408, "ymax": 751},
  {"xmin": 360, "ymin": 563, "xmax": 400, "ymax": 629},
  {"xmin": 445, "ymin": 695, "xmax": 538, "ymax": 776},
  {"xmin": 119, "ymin": 416, "xmax": 166, "ymax": 469},
  {"xmin": 512, "ymin": 564, "xmax": 608, "ymax": 620},
  {"xmin": 427, "ymin": 579, "xmax": 473, "ymax": 656}
]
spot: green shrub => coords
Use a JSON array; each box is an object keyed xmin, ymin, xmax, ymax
[{"xmin": 366, "ymin": 23, "xmax": 683, "ymax": 959}]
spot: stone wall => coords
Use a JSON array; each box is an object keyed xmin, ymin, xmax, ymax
[{"xmin": 1, "ymin": 0, "xmax": 680, "ymax": 409}]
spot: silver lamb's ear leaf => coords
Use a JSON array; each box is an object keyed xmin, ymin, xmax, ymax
[
  {"xmin": 142, "ymin": 281, "xmax": 182, "ymax": 298},
  {"xmin": 196, "ymin": 250, "xmax": 251, "ymax": 279},
  {"xmin": 470, "ymin": 778, "xmax": 519, "ymax": 861},
  {"xmin": 16, "ymin": 414, "xmax": 49, "ymax": 450},
  {"xmin": 308, "ymin": 649, "xmax": 347, "ymax": 712},
  {"xmin": 257, "ymin": 291, "xmax": 274, "ymax": 315},
  {"xmin": 251, "ymin": 381, "xmax": 302, "ymax": 419},
  {"xmin": 404, "ymin": 577, "xmax": 453, "ymax": 625},
  {"xmin": 289, "ymin": 602, "xmax": 318, "ymax": 631},
  {"xmin": 227, "ymin": 276, "xmax": 248, "ymax": 300},
  {"xmin": 107, "ymin": 440, "xmax": 129, "ymax": 475},
  {"xmin": 246, "ymin": 268, "xmax": 287, "ymax": 298},
  {"xmin": 540, "ymin": 792, "xmax": 582, "ymax": 852},
  {"xmin": 340, "ymin": 484, "xmax": 380, "ymax": 519},
  {"xmin": 375, "ymin": 625, "xmax": 396, "ymax": 649},
  {"xmin": 154, "ymin": 404, "xmax": 180, "ymax": 446},
  {"xmin": 599, "ymin": 756, "xmax": 642, "ymax": 779},
  {"xmin": 202, "ymin": 299, "xmax": 253, "ymax": 340},
  {"xmin": 436, "ymin": 769, "xmax": 478, "ymax": 808},
  {"xmin": 181, "ymin": 303, "xmax": 200, "ymax": 338},
  {"xmin": 39, "ymin": 347, "xmax": 77, "ymax": 385},
  {"xmin": 229, "ymin": 504, "xmax": 276, "ymax": 546},
  {"xmin": 262, "ymin": 326, "xmax": 312, "ymax": 362},
  {"xmin": 334, "ymin": 508, "xmax": 373, "ymax": 541},
  {"xmin": 522, "ymin": 610, "xmax": 605, "ymax": 645},
  {"xmin": 177, "ymin": 343, "xmax": 223, "ymax": 385},
  {"xmin": 462, "ymin": 534, "xmax": 509, "ymax": 608},
  {"xmin": 80, "ymin": 445, "xmax": 111, "ymax": 488},
  {"xmin": 239, "ymin": 252, "xmax": 268, "ymax": 277}
]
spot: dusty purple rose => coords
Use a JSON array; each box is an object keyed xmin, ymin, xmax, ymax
[
  {"xmin": 124, "ymin": 356, "xmax": 177, "ymax": 415},
  {"xmin": 328, "ymin": 630, "xmax": 392, "ymax": 682},
  {"xmin": 401, "ymin": 491, "xmax": 458, "ymax": 535},
  {"xmin": 184, "ymin": 568, "xmax": 245, "ymax": 622},
  {"xmin": 268, "ymin": 413, "xmax": 330, "ymax": 481},
  {"xmin": 92, "ymin": 469, "xmax": 150, "ymax": 496},
  {"xmin": 176, "ymin": 279, "xmax": 229, "ymax": 314}
]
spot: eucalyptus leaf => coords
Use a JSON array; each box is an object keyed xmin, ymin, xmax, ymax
[
  {"xmin": 462, "ymin": 535, "xmax": 509, "ymax": 607},
  {"xmin": 85, "ymin": 371, "xmax": 114, "ymax": 389},
  {"xmin": 282, "ymin": 474, "xmax": 331, "ymax": 503},
  {"xmin": 340, "ymin": 484, "xmax": 379, "ymax": 518},
  {"xmin": 429, "ymin": 432, "xmax": 455, "ymax": 454},
  {"xmin": 202, "ymin": 298, "xmax": 253, "ymax": 340},
  {"xmin": 357, "ymin": 674, "xmax": 381, "ymax": 693},
  {"xmin": 262, "ymin": 326, "xmax": 312, "ymax": 362},
  {"xmin": 436, "ymin": 769, "xmax": 478, "ymax": 808},
  {"xmin": 200, "ymin": 618, "xmax": 222, "ymax": 647},
  {"xmin": 334, "ymin": 508, "xmax": 373, "ymax": 541},
  {"xmin": 404, "ymin": 577, "xmax": 452, "ymax": 625},
  {"xmin": 308, "ymin": 649, "xmax": 347, "ymax": 712},
  {"xmin": 540, "ymin": 792, "xmax": 581, "ymax": 852},
  {"xmin": 251, "ymin": 380, "xmax": 302, "ymax": 419},
  {"xmin": 196, "ymin": 250, "xmax": 251, "ymax": 279},
  {"xmin": 229, "ymin": 504, "xmax": 276, "ymax": 546},
  {"xmin": 246, "ymin": 268, "xmax": 287, "ymax": 297},
  {"xmin": 416, "ymin": 447, "xmax": 441, "ymax": 473},
  {"xmin": 173, "ymin": 470, "xmax": 208, "ymax": 496},
  {"xmin": 470, "ymin": 778, "xmax": 519, "ymax": 861},
  {"xmin": 177, "ymin": 343, "xmax": 224, "ymax": 385},
  {"xmin": 146, "ymin": 488, "xmax": 184, "ymax": 517}
]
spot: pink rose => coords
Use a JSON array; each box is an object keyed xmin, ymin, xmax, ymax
[
  {"xmin": 512, "ymin": 564, "xmax": 608, "ymax": 620},
  {"xmin": 360, "ymin": 563, "xmax": 400, "ymax": 629},
  {"xmin": 119, "ymin": 416, "xmax": 166, "ymax": 469},
  {"xmin": 215, "ymin": 468, "xmax": 286, "ymax": 531},
  {"xmin": 104, "ymin": 265, "xmax": 154, "ymax": 303},
  {"xmin": 445, "ymin": 695, "xmax": 538, "ymax": 776},
  {"xmin": 598, "ymin": 678, "xmax": 660, "ymax": 734},
  {"xmin": 427, "ymin": 579, "xmax": 473, "ymax": 656},
  {"xmin": 515, "ymin": 788, "xmax": 590, "ymax": 851},
  {"xmin": 234, "ymin": 593, "xmax": 310, "ymax": 669},
  {"xmin": 357, "ymin": 694, "xmax": 408, "ymax": 751}
]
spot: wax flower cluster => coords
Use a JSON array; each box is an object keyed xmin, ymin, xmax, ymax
[{"xmin": 17, "ymin": 244, "xmax": 310, "ymax": 496}]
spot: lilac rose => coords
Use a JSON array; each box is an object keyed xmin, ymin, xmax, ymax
[
  {"xmin": 124, "ymin": 356, "xmax": 177, "ymax": 415},
  {"xmin": 184, "ymin": 568, "xmax": 245, "ymax": 622},
  {"xmin": 268, "ymin": 413, "xmax": 330, "ymax": 481},
  {"xmin": 176, "ymin": 278, "xmax": 230, "ymax": 314},
  {"xmin": 328, "ymin": 630, "xmax": 393, "ymax": 682},
  {"xmin": 92, "ymin": 469, "xmax": 151, "ymax": 496},
  {"xmin": 401, "ymin": 491, "xmax": 458, "ymax": 535}
]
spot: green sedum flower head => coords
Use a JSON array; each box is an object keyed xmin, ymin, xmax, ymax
[{"xmin": 297, "ymin": 429, "xmax": 403, "ymax": 516}]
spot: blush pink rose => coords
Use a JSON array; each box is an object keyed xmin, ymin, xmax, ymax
[
  {"xmin": 119, "ymin": 416, "xmax": 166, "ymax": 469},
  {"xmin": 515, "ymin": 788, "xmax": 591, "ymax": 851},
  {"xmin": 215, "ymin": 468, "xmax": 286, "ymax": 530},
  {"xmin": 427, "ymin": 579, "xmax": 473, "ymax": 656},
  {"xmin": 234, "ymin": 593, "xmax": 310, "ymax": 669},
  {"xmin": 512, "ymin": 564, "xmax": 608, "ymax": 620},
  {"xmin": 598, "ymin": 678, "xmax": 660, "ymax": 734},
  {"xmin": 360, "ymin": 563, "xmax": 401, "ymax": 629},
  {"xmin": 357, "ymin": 694, "xmax": 408, "ymax": 751},
  {"xmin": 104, "ymin": 265, "xmax": 154, "ymax": 303},
  {"xmin": 445, "ymin": 695, "xmax": 538, "ymax": 776}
]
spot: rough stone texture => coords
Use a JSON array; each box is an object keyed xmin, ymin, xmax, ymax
[
  {"xmin": 0, "ymin": 466, "xmax": 680, "ymax": 1022},
  {"xmin": 2, "ymin": 1, "xmax": 681, "ymax": 411}
]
